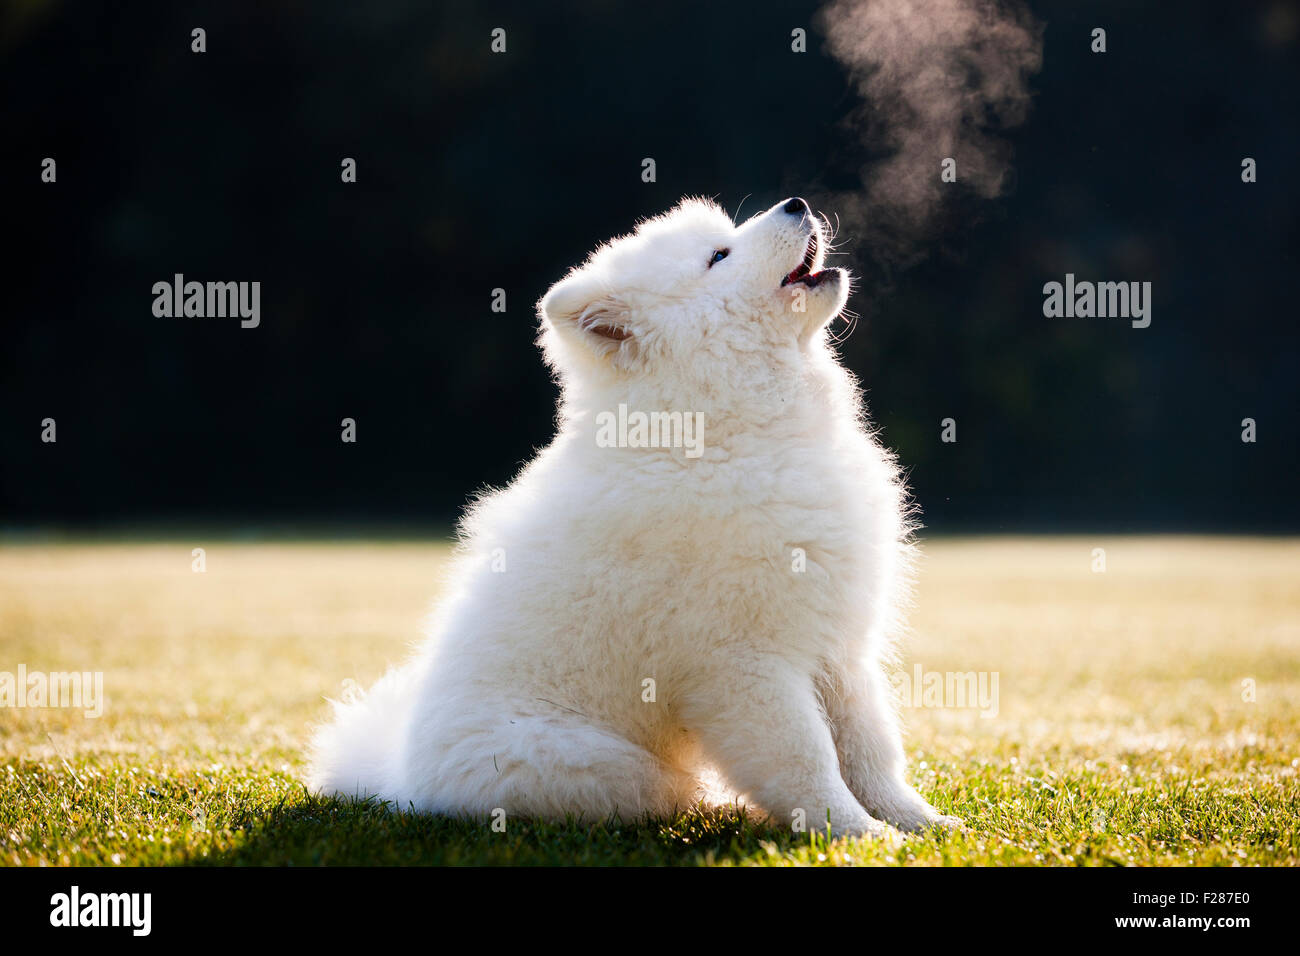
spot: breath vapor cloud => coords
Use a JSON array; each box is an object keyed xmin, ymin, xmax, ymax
[{"xmin": 815, "ymin": 0, "xmax": 1044, "ymax": 265}]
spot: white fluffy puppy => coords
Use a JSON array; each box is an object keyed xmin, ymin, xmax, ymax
[{"xmin": 308, "ymin": 197, "xmax": 960, "ymax": 836}]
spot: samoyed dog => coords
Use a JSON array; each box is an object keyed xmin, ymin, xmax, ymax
[{"xmin": 308, "ymin": 197, "xmax": 960, "ymax": 836}]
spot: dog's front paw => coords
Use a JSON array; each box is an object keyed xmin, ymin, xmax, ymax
[
  {"xmin": 919, "ymin": 812, "xmax": 966, "ymax": 833},
  {"xmin": 864, "ymin": 783, "xmax": 965, "ymax": 834},
  {"xmin": 801, "ymin": 808, "xmax": 901, "ymax": 843},
  {"xmin": 838, "ymin": 816, "xmax": 903, "ymax": 846}
]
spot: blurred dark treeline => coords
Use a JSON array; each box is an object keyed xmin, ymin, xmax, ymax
[{"xmin": 1, "ymin": 0, "xmax": 1297, "ymax": 532}]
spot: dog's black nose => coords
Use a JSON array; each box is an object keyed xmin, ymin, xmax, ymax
[{"xmin": 783, "ymin": 197, "xmax": 809, "ymax": 216}]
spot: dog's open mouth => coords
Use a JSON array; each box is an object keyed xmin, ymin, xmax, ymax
[{"xmin": 781, "ymin": 233, "xmax": 825, "ymax": 288}]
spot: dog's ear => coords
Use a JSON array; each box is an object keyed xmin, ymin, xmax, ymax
[{"xmin": 539, "ymin": 269, "xmax": 637, "ymax": 365}]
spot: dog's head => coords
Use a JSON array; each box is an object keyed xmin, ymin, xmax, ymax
[{"xmin": 538, "ymin": 197, "xmax": 849, "ymax": 390}]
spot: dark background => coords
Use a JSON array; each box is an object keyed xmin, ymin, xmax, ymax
[{"xmin": 2, "ymin": 0, "xmax": 1297, "ymax": 532}]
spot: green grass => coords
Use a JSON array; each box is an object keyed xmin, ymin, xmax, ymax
[{"xmin": 2, "ymin": 536, "xmax": 1297, "ymax": 866}]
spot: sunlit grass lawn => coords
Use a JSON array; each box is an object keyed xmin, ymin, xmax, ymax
[{"xmin": 1, "ymin": 535, "xmax": 1296, "ymax": 865}]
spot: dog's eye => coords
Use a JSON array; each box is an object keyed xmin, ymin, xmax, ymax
[{"xmin": 708, "ymin": 248, "xmax": 730, "ymax": 268}]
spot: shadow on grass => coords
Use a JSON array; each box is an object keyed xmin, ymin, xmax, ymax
[{"xmin": 187, "ymin": 792, "xmax": 822, "ymax": 866}]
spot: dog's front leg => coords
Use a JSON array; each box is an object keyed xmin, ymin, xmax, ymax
[
  {"xmin": 826, "ymin": 660, "xmax": 964, "ymax": 833},
  {"xmin": 682, "ymin": 655, "xmax": 893, "ymax": 838}
]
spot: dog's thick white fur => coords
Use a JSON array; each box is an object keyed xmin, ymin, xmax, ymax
[{"xmin": 308, "ymin": 197, "xmax": 960, "ymax": 836}]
